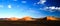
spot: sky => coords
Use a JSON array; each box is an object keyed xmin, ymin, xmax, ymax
[{"xmin": 0, "ymin": 0, "xmax": 60, "ymax": 18}]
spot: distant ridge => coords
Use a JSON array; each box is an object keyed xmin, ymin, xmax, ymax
[
  {"xmin": 46, "ymin": 16, "xmax": 60, "ymax": 21},
  {"xmin": 0, "ymin": 16, "xmax": 60, "ymax": 21}
]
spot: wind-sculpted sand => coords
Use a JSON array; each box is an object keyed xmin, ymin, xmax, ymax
[{"xmin": 0, "ymin": 16, "xmax": 60, "ymax": 26}]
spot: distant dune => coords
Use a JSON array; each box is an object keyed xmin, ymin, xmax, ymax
[
  {"xmin": 46, "ymin": 16, "xmax": 60, "ymax": 20},
  {"xmin": 0, "ymin": 16, "xmax": 60, "ymax": 26},
  {"xmin": 0, "ymin": 16, "xmax": 60, "ymax": 21}
]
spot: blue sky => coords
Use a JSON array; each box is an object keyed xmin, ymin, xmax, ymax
[{"xmin": 0, "ymin": 0, "xmax": 60, "ymax": 18}]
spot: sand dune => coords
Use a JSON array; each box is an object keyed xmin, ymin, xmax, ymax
[
  {"xmin": 47, "ymin": 16, "xmax": 60, "ymax": 20},
  {"xmin": 0, "ymin": 16, "xmax": 60, "ymax": 21}
]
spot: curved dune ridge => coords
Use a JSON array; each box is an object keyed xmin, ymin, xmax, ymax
[
  {"xmin": 0, "ymin": 16, "xmax": 60, "ymax": 21},
  {"xmin": 7, "ymin": 17, "xmax": 19, "ymax": 21},
  {"xmin": 6, "ymin": 16, "xmax": 33, "ymax": 21},
  {"xmin": 47, "ymin": 16, "xmax": 60, "ymax": 20},
  {"xmin": 21, "ymin": 16, "xmax": 33, "ymax": 21}
]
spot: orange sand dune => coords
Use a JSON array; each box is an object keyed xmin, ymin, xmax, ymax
[
  {"xmin": 47, "ymin": 16, "xmax": 59, "ymax": 20},
  {"xmin": 22, "ymin": 16, "xmax": 33, "ymax": 21},
  {"xmin": 6, "ymin": 16, "xmax": 33, "ymax": 21},
  {"xmin": 3, "ymin": 16, "xmax": 60, "ymax": 21},
  {"xmin": 7, "ymin": 17, "xmax": 19, "ymax": 21}
]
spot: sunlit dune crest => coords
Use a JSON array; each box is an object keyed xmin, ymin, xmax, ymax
[
  {"xmin": 22, "ymin": 16, "xmax": 33, "ymax": 21},
  {"xmin": 47, "ymin": 16, "xmax": 59, "ymax": 20},
  {"xmin": 7, "ymin": 17, "xmax": 19, "ymax": 21},
  {"xmin": 6, "ymin": 16, "xmax": 33, "ymax": 21},
  {"xmin": 1, "ymin": 16, "xmax": 60, "ymax": 21}
]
